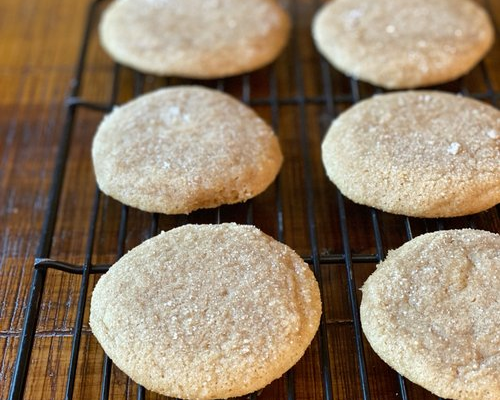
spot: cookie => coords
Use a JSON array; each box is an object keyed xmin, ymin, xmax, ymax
[
  {"xmin": 99, "ymin": 0, "xmax": 290, "ymax": 78},
  {"xmin": 92, "ymin": 86, "xmax": 283, "ymax": 214},
  {"xmin": 312, "ymin": 0, "xmax": 494, "ymax": 89},
  {"xmin": 321, "ymin": 91, "xmax": 500, "ymax": 218},
  {"xmin": 360, "ymin": 229, "xmax": 500, "ymax": 400},
  {"xmin": 89, "ymin": 223, "xmax": 321, "ymax": 399}
]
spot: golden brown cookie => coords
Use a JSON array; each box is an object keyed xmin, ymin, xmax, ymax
[
  {"xmin": 90, "ymin": 223, "xmax": 322, "ymax": 399},
  {"xmin": 361, "ymin": 229, "xmax": 500, "ymax": 400},
  {"xmin": 321, "ymin": 91, "xmax": 500, "ymax": 217},
  {"xmin": 99, "ymin": 0, "xmax": 290, "ymax": 78},
  {"xmin": 312, "ymin": 0, "xmax": 494, "ymax": 89},
  {"xmin": 92, "ymin": 86, "xmax": 283, "ymax": 214}
]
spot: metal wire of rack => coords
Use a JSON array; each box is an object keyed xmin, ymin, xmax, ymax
[{"xmin": 8, "ymin": 0, "xmax": 500, "ymax": 399}]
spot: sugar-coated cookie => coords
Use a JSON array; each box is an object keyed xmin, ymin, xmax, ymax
[
  {"xmin": 312, "ymin": 0, "xmax": 494, "ymax": 89},
  {"xmin": 92, "ymin": 86, "xmax": 283, "ymax": 214},
  {"xmin": 361, "ymin": 229, "xmax": 500, "ymax": 400},
  {"xmin": 99, "ymin": 0, "xmax": 290, "ymax": 78},
  {"xmin": 90, "ymin": 223, "xmax": 321, "ymax": 399},
  {"xmin": 321, "ymin": 91, "xmax": 500, "ymax": 217}
]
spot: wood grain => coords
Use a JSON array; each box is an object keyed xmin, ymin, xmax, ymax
[{"xmin": 1, "ymin": 0, "xmax": 499, "ymax": 399}]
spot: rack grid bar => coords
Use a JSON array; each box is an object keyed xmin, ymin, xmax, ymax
[
  {"xmin": 291, "ymin": 2, "xmax": 334, "ymax": 399},
  {"xmin": 8, "ymin": 1, "xmax": 106, "ymax": 398},
  {"xmin": 64, "ymin": 188, "xmax": 101, "ymax": 400}
]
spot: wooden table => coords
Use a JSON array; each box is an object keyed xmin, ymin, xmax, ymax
[{"xmin": 1, "ymin": 0, "xmax": 499, "ymax": 399}]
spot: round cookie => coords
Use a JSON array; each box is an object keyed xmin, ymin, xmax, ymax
[
  {"xmin": 312, "ymin": 0, "xmax": 494, "ymax": 89},
  {"xmin": 92, "ymin": 86, "xmax": 283, "ymax": 214},
  {"xmin": 321, "ymin": 91, "xmax": 500, "ymax": 218},
  {"xmin": 360, "ymin": 229, "xmax": 500, "ymax": 400},
  {"xmin": 99, "ymin": 0, "xmax": 290, "ymax": 78},
  {"xmin": 89, "ymin": 223, "xmax": 322, "ymax": 399}
]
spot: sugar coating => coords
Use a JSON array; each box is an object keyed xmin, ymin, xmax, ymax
[
  {"xmin": 89, "ymin": 223, "xmax": 322, "ymax": 399},
  {"xmin": 361, "ymin": 229, "xmax": 500, "ymax": 400},
  {"xmin": 321, "ymin": 91, "xmax": 500, "ymax": 218},
  {"xmin": 92, "ymin": 86, "xmax": 283, "ymax": 214},
  {"xmin": 99, "ymin": 0, "xmax": 290, "ymax": 78},
  {"xmin": 312, "ymin": 0, "xmax": 494, "ymax": 89}
]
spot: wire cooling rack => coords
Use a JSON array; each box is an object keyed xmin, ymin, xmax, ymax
[{"xmin": 8, "ymin": 0, "xmax": 500, "ymax": 399}]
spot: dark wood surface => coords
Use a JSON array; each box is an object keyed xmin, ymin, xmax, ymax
[{"xmin": 1, "ymin": 0, "xmax": 499, "ymax": 399}]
